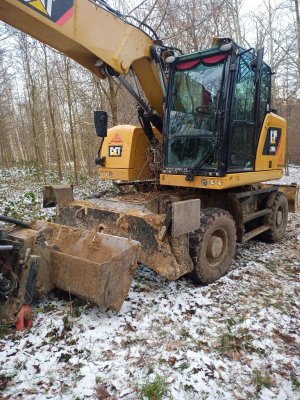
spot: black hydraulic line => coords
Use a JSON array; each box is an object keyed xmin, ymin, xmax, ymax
[
  {"xmin": 89, "ymin": 0, "xmax": 159, "ymax": 40},
  {"xmin": 116, "ymin": 75, "xmax": 151, "ymax": 113},
  {"xmin": 148, "ymin": 113, "xmax": 163, "ymax": 133},
  {"xmin": 150, "ymin": 45, "xmax": 167, "ymax": 97},
  {"xmin": 138, "ymin": 107, "xmax": 156, "ymax": 143},
  {"xmin": 164, "ymin": 45, "xmax": 183, "ymax": 54},
  {"xmin": 138, "ymin": 107, "xmax": 163, "ymax": 139},
  {"xmin": 0, "ymin": 215, "xmax": 30, "ymax": 229},
  {"xmin": 90, "ymin": 0, "xmax": 183, "ymax": 56},
  {"xmin": 90, "ymin": 0, "xmax": 122, "ymax": 17},
  {"xmin": 122, "ymin": 15, "xmax": 159, "ymax": 40}
]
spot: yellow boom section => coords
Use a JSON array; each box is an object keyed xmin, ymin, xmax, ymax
[{"xmin": 0, "ymin": 0, "xmax": 163, "ymax": 115}]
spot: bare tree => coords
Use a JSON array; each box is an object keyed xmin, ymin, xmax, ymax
[
  {"xmin": 42, "ymin": 45, "xmax": 63, "ymax": 180},
  {"xmin": 18, "ymin": 34, "xmax": 46, "ymax": 177},
  {"xmin": 1, "ymin": 0, "xmax": 300, "ymax": 172}
]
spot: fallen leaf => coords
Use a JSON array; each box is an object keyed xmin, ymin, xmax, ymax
[
  {"xmin": 226, "ymin": 351, "xmax": 241, "ymax": 361},
  {"xmin": 96, "ymin": 385, "xmax": 110, "ymax": 399},
  {"xmin": 168, "ymin": 356, "xmax": 176, "ymax": 366},
  {"xmin": 124, "ymin": 323, "xmax": 136, "ymax": 332},
  {"xmin": 273, "ymin": 330, "xmax": 296, "ymax": 344},
  {"xmin": 33, "ymin": 364, "xmax": 41, "ymax": 374}
]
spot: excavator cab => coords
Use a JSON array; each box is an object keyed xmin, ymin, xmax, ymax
[
  {"xmin": 161, "ymin": 39, "xmax": 285, "ymax": 189},
  {"xmin": 165, "ymin": 50, "xmax": 227, "ymax": 173}
]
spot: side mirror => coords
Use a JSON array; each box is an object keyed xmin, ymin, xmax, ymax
[{"xmin": 94, "ymin": 110, "xmax": 108, "ymax": 137}]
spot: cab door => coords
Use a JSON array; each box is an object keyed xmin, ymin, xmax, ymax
[{"xmin": 228, "ymin": 52, "xmax": 256, "ymax": 172}]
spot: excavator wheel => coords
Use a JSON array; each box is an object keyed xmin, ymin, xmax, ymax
[
  {"xmin": 262, "ymin": 191, "xmax": 288, "ymax": 242},
  {"xmin": 189, "ymin": 208, "xmax": 236, "ymax": 284}
]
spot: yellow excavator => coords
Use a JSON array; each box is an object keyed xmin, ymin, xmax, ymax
[{"xmin": 0, "ymin": 0, "xmax": 298, "ymax": 325}]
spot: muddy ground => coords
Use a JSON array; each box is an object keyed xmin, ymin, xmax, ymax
[{"xmin": 0, "ymin": 167, "xmax": 299, "ymax": 400}]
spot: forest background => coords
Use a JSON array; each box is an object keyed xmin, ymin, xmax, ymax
[{"xmin": 0, "ymin": 0, "xmax": 300, "ymax": 184}]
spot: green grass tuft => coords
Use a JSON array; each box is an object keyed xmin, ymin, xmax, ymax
[
  {"xmin": 140, "ymin": 375, "xmax": 168, "ymax": 400},
  {"xmin": 253, "ymin": 370, "xmax": 273, "ymax": 391}
]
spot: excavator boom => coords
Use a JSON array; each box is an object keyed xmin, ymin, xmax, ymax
[{"xmin": 0, "ymin": 0, "xmax": 164, "ymax": 115}]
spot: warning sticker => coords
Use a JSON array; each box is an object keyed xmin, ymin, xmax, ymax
[
  {"xmin": 18, "ymin": 0, "xmax": 74, "ymax": 26},
  {"xmin": 109, "ymin": 133, "xmax": 123, "ymax": 144}
]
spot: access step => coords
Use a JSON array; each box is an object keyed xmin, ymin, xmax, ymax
[
  {"xmin": 243, "ymin": 208, "xmax": 272, "ymax": 223},
  {"xmin": 243, "ymin": 225, "xmax": 270, "ymax": 242}
]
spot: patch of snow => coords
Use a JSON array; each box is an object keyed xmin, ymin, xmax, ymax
[{"xmin": 0, "ymin": 166, "xmax": 299, "ymax": 399}]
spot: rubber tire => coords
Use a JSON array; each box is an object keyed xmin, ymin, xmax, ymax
[
  {"xmin": 189, "ymin": 208, "xmax": 237, "ymax": 284},
  {"xmin": 263, "ymin": 192, "xmax": 288, "ymax": 242}
]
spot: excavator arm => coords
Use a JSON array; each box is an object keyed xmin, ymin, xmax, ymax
[{"xmin": 0, "ymin": 0, "xmax": 164, "ymax": 115}]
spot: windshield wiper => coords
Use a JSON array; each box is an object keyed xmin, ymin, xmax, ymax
[{"xmin": 185, "ymin": 142, "xmax": 216, "ymax": 181}]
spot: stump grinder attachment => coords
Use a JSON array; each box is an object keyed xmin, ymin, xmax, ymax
[{"xmin": 0, "ymin": 219, "xmax": 140, "ymax": 326}]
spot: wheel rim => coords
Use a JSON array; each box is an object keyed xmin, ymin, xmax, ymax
[
  {"xmin": 206, "ymin": 228, "xmax": 228, "ymax": 268},
  {"xmin": 276, "ymin": 208, "xmax": 283, "ymax": 227}
]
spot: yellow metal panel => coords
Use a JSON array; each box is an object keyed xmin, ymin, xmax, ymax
[
  {"xmin": 0, "ymin": 0, "xmax": 150, "ymax": 74},
  {"xmin": 255, "ymin": 113, "xmax": 286, "ymax": 171},
  {"xmin": 101, "ymin": 125, "xmax": 137, "ymax": 170},
  {"xmin": 99, "ymin": 168, "xmax": 131, "ymax": 181},
  {"xmin": 132, "ymin": 58, "xmax": 163, "ymax": 116},
  {"xmin": 99, "ymin": 125, "xmax": 161, "ymax": 181},
  {"xmin": 160, "ymin": 170, "xmax": 283, "ymax": 190}
]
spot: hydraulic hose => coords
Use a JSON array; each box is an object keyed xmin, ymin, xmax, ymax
[{"xmin": 0, "ymin": 215, "xmax": 30, "ymax": 229}]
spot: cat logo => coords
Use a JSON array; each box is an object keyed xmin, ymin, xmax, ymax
[
  {"xmin": 18, "ymin": 0, "xmax": 74, "ymax": 26},
  {"xmin": 109, "ymin": 146, "xmax": 122, "ymax": 157},
  {"xmin": 270, "ymin": 129, "xmax": 277, "ymax": 145}
]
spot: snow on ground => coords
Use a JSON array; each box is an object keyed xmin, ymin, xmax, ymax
[
  {"xmin": 0, "ymin": 167, "xmax": 300, "ymax": 400},
  {"xmin": 274, "ymin": 165, "xmax": 300, "ymax": 186},
  {"xmin": 0, "ymin": 166, "xmax": 112, "ymax": 224}
]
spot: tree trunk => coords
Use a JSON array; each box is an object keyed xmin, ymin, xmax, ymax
[
  {"xmin": 19, "ymin": 34, "xmax": 45, "ymax": 179},
  {"xmin": 42, "ymin": 45, "xmax": 63, "ymax": 181},
  {"xmin": 64, "ymin": 57, "xmax": 79, "ymax": 184},
  {"xmin": 294, "ymin": 0, "xmax": 300, "ymax": 76}
]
